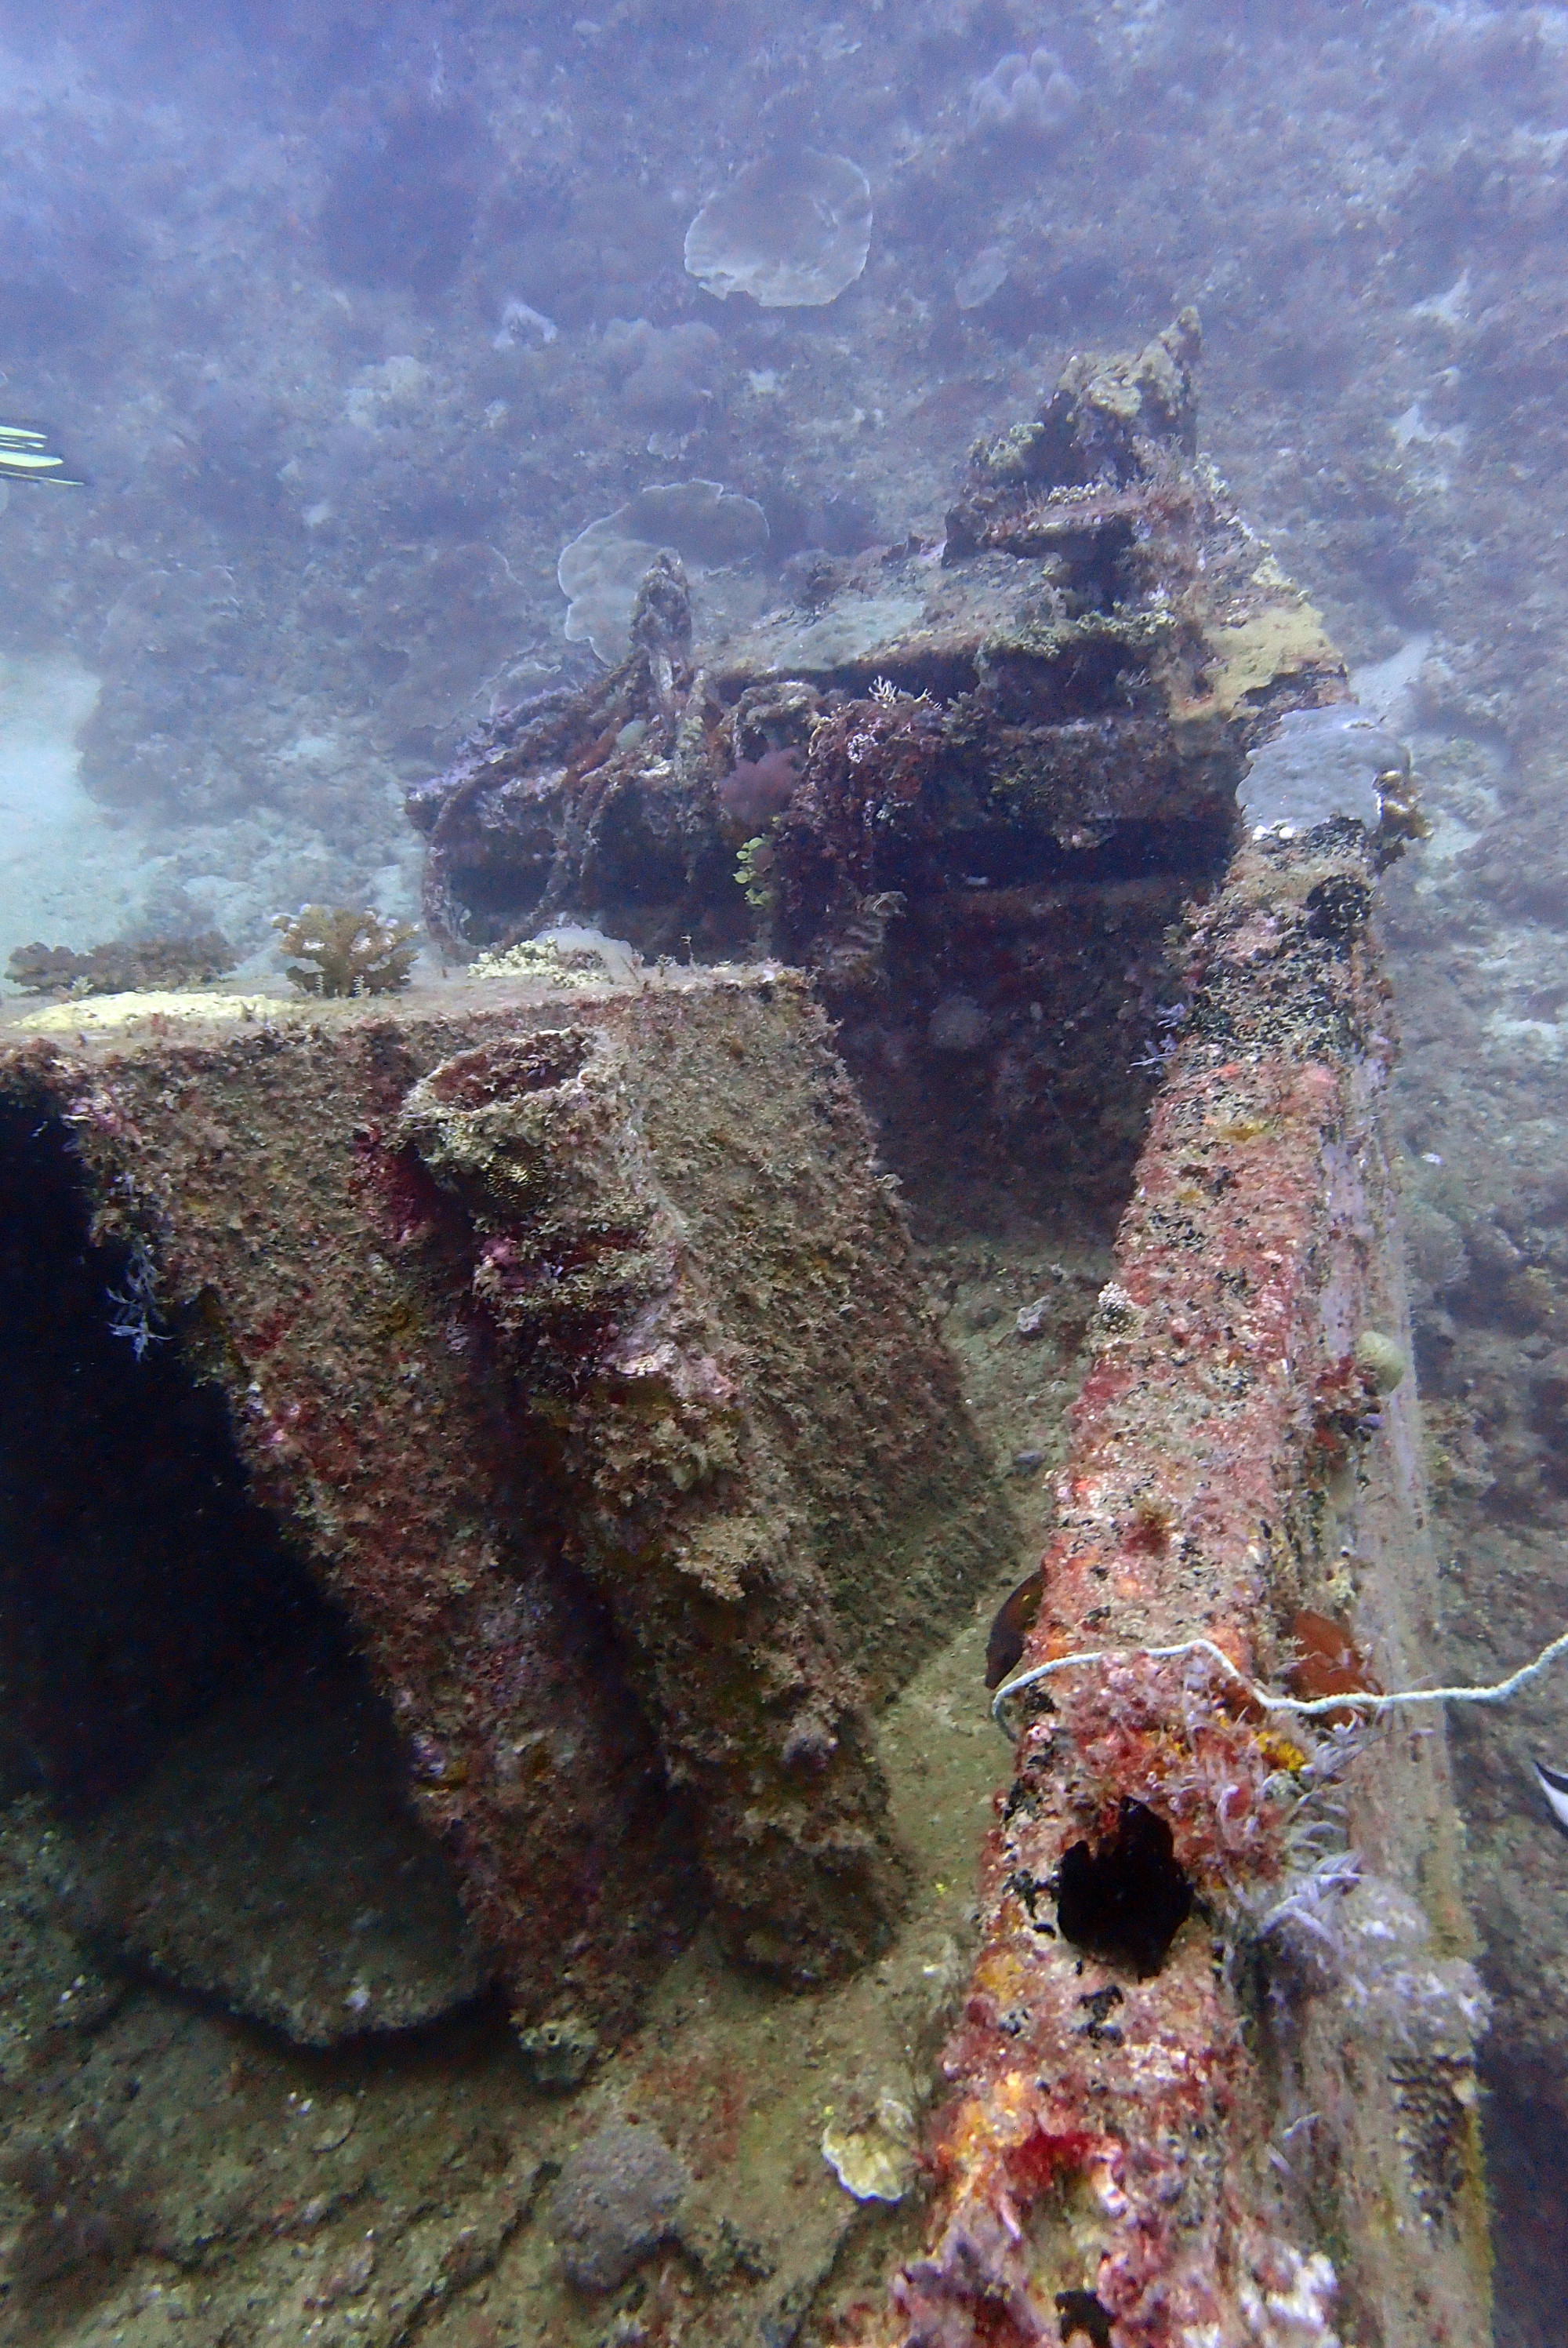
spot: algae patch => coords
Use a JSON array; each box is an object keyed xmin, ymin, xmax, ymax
[{"xmin": 13, "ymin": 990, "xmax": 284, "ymax": 1032}]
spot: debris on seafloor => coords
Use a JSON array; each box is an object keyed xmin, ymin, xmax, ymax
[
  {"xmin": 60, "ymin": 1673, "xmax": 495, "ymax": 2043},
  {"xmin": 412, "ymin": 310, "xmax": 1355, "ymax": 1234},
  {"xmin": 821, "ymin": 2088, "xmax": 917, "ymax": 2204},
  {"xmin": 851, "ymin": 816, "xmax": 1490, "ymax": 2348},
  {"xmin": 514, "ymin": 2016, "xmax": 600, "ymax": 2092},
  {"xmin": 1, "ymin": 2122, "xmax": 152, "ymax": 2325},
  {"xmin": 0, "ymin": 1811, "xmax": 124, "ymax": 2087},
  {"xmin": 547, "ymin": 2117, "xmax": 689, "ymax": 2292}
]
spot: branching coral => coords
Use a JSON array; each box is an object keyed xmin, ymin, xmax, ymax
[
  {"xmin": 272, "ymin": 904, "xmax": 418, "ymax": 998},
  {"xmin": 5, "ymin": 932, "xmax": 235, "ymax": 997}
]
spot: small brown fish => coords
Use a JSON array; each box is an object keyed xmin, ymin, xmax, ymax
[
  {"xmin": 985, "ymin": 1568, "xmax": 1044, "ymax": 1689},
  {"xmin": 1284, "ymin": 1607, "xmax": 1380, "ymax": 1727}
]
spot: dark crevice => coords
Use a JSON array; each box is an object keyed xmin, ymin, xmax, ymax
[
  {"xmin": 1054, "ymin": 1799, "xmax": 1194, "ymax": 1978},
  {"xmin": 0, "ymin": 1099, "xmax": 704, "ymax": 2038},
  {"xmin": 869, "ymin": 814, "xmax": 1232, "ymax": 897},
  {"xmin": 0, "ymin": 1106, "xmax": 347, "ymax": 1813},
  {"xmin": 1057, "ymin": 2290, "xmax": 1116, "ymax": 2347}
]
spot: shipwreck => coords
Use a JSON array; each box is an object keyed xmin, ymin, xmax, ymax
[{"xmin": 0, "ymin": 318, "xmax": 1490, "ymax": 2346}]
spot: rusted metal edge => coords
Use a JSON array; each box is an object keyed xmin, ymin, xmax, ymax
[{"xmin": 848, "ymin": 824, "xmax": 1491, "ymax": 2348}]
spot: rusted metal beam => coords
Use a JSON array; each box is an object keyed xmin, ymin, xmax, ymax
[{"xmin": 858, "ymin": 828, "xmax": 1491, "ymax": 2347}]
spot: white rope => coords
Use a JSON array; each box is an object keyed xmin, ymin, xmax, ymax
[{"xmin": 991, "ymin": 1627, "xmax": 1568, "ymax": 1733}]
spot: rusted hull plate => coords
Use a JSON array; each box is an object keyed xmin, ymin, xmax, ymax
[
  {"xmin": 854, "ymin": 830, "xmax": 1491, "ymax": 2347},
  {"xmin": 0, "ymin": 972, "xmax": 1012, "ymax": 2033}
]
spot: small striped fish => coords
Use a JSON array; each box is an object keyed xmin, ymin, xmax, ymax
[
  {"xmin": 1535, "ymin": 1758, "xmax": 1568, "ymax": 1830},
  {"xmin": 0, "ymin": 421, "xmax": 83, "ymax": 486}
]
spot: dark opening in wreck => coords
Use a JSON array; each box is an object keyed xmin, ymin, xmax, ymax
[
  {"xmin": 0, "ymin": 1103, "xmax": 535, "ymax": 2043},
  {"xmin": 1054, "ymin": 1799, "xmax": 1195, "ymax": 1979},
  {"xmin": 0, "ymin": 1103, "xmax": 341, "ymax": 1813}
]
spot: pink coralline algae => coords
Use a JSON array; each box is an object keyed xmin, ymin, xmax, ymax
[{"xmin": 716, "ymin": 746, "xmax": 803, "ymax": 832}]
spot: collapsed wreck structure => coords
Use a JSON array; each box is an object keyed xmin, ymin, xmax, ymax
[{"xmin": 0, "ymin": 320, "xmax": 1491, "ymax": 2345}]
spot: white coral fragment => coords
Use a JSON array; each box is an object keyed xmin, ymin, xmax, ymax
[{"xmin": 821, "ymin": 2091, "xmax": 916, "ymax": 2203}]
